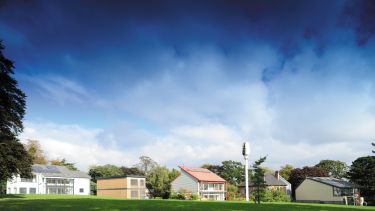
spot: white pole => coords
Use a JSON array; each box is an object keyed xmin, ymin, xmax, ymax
[{"xmin": 243, "ymin": 142, "xmax": 250, "ymax": 202}]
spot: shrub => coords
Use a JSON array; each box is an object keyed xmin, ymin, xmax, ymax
[
  {"xmin": 262, "ymin": 189, "xmax": 290, "ymax": 202},
  {"xmin": 170, "ymin": 188, "xmax": 199, "ymax": 200}
]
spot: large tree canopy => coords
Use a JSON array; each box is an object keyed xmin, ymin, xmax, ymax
[
  {"xmin": 315, "ymin": 160, "xmax": 348, "ymax": 179},
  {"xmin": 24, "ymin": 139, "xmax": 48, "ymax": 165},
  {"xmin": 0, "ymin": 41, "xmax": 32, "ymax": 181},
  {"xmin": 347, "ymin": 156, "xmax": 375, "ymax": 197}
]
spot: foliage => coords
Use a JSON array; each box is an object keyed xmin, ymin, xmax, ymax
[
  {"xmin": 120, "ymin": 166, "xmax": 144, "ymax": 176},
  {"xmin": 279, "ymin": 164, "xmax": 293, "ymax": 180},
  {"xmin": 261, "ymin": 167, "xmax": 274, "ymax": 174},
  {"xmin": 252, "ymin": 156, "xmax": 267, "ymax": 204},
  {"xmin": 170, "ymin": 188, "xmax": 198, "ymax": 200},
  {"xmin": 169, "ymin": 168, "xmax": 181, "ymax": 182},
  {"xmin": 90, "ymin": 181, "xmax": 97, "ymax": 195},
  {"xmin": 50, "ymin": 158, "xmax": 78, "ymax": 171},
  {"xmin": 0, "ymin": 41, "xmax": 32, "ymax": 182},
  {"xmin": 147, "ymin": 166, "xmax": 171, "ymax": 199},
  {"xmin": 315, "ymin": 160, "xmax": 348, "ymax": 179},
  {"xmin": 135, "ymin": 156, "xmax": 157, "ymax": 175},
  {"xmin": 88, "ymin": 164, "xmax": 122, "ymax": 182},
  {"xmin": 226, "ymin": 183, "xmax": 239, "ymax": 200},
  {"xmin": 220, "ymin": 160, "xmax": 245, "ymax": 185},
  {"xmin": 200, "ymin": 164, "xmax": 222, "ymax": 175},
  {"xmin": 347, "ymin": 156, "xmax": 375, "ymax": 198},
  {"xmin": 288, "ymin": 166, "xmax": 328, "ymax": 199},
  {"xmin": 24, "ymin": 139, "xmax": 48, "ymax": 164},
  {"xmin": 262, "ymin": 189, "xmax": 290, "ymax": 202}
]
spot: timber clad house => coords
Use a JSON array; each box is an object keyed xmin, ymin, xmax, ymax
[
  {"xmin": 296, "ymin": 177, "xmax": 357, "ymax": 204},
  {"xmin": 96, "ymin": 175, "xmax": 146, "ymax": 199},
  {"xmin": 171, "ymin": 166, "xmax": 226, "ymax": 201},
  {"xmin": 6, "ymin": 164, "xmax": 90, "ymax": 195}
]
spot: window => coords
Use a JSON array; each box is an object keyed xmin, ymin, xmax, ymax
[
  {"xmin": 80, "ymin": 188, "xmax": 84, "ymax": 193},
  {"xmin": 140, "ymin": 179, "xmax": 145, "ymax": 187},
  {"xmin": 333, "ymin": 187, "xmax": 353, "ymax": 197},
  {"xmin": 131, "ymin": 179, "xmax": 138, "ymax": 186},
  {"xmin": 21, "ymin": 175, "xmax": 36, "ymax": 183},
  {"xmin": 19, "ymin": 187, "xmax": 27, "ymax": 194},
  {"xmin": 140, "ymin": 190, "xmax": 145, "ymax": 199},
  {"xmin": 131, "ymin": 190, "xmax": 138, "ymax": 199},
  {"xmin": 29, "ymin": 188, "xmax": 36, "ymax": 194}
]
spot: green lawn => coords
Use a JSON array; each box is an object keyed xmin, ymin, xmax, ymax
[{"xmin": 0, "ymin": 195, "xmax": 374, "ymax": 211}]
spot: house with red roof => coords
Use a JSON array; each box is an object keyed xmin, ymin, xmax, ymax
[{"xmin": 171, "ymin": 166, "xmax": 226, "ymax": 200}]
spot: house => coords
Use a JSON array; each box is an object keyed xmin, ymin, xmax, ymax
[
  {"xmin": 238, "ymin": 171, "xmax": 291, "ymax": 196},
  {"xmin": 295, "ymin": 177, "xmax": 357, "ymax": 204},
  {"xmin": 6, "ymin": 164, "xmax": 90, "ymax": 195},
  {"xmin": 96, "ymin": 175, "xmax": 146, "ymax": 199},
  {"xmin": 171, "ymin": 166, "xmax": 226, "ymax": 201}
]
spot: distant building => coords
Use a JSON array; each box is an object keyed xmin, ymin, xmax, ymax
[
  {"xmin": 171, "ymin": 166, "xmax": 226, "ymax": 201},
  {"xmin": 6, "ymin": 164, "xmax": 90, "ymax": 195},
  {"xmin": 238, "ymin": 171, "xmax": 291, "ymax": 196},
  {"xmin": 96, "ymin": 175, "xmax": 146, "ymax": 199},
  {"xmin": 295, "ymin": 177, "xmax": 357, "ymax": 204}
]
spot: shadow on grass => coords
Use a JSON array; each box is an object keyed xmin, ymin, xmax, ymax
[
  {"xmin": 0, "ymin": 194, "xmax": 25, "ymax": 199},
  {"xmin": 0, "ymin": 198, "xmax": 373, "ymax": 211}
]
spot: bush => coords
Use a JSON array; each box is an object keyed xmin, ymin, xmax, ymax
[
  {"xmin": 262, "ymin": 189, "xmax": 290, "ymax": 202},
  {"xmin": 170, "ymin": 188, "xmax": 199, "ymax": 200}
]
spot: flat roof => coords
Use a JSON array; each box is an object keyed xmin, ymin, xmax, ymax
[{"xmin": 97, "ymin": 175, "xmax": 145, "ymax": 180}]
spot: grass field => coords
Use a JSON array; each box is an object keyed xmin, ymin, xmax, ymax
[{"xmin": 1, "ymin": 195, "xmax": 375, "ymax": 211}]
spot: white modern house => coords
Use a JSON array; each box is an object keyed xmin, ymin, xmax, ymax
[
  {"xmin": 171, "ymin": 166, "xmax": 226, "ymax": 200},
  {"xmin": 6, "ymin": 164, "xmax": 90, "ymax": 195}
]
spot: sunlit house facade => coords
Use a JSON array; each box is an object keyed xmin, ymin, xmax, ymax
[{"xmin": 6, "ymin": 164, "xmax": 90, "ymax": 195}]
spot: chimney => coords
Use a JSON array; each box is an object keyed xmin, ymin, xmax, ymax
[{"xmin": 275, "ymin": 171, "xmax": 280, "ymax": 180}]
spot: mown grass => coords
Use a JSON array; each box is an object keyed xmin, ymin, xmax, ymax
[{"xmin": 0, "ymin": 194, "xmax": 374, "ymax": 211}]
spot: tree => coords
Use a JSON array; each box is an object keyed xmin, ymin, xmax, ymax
[
  {"xmin": 135, "ymin": 156, "xmax": 157, "ymax": 175},
  {"xmin": 88, "ymin": 164, "xmax": 122, "ymax": 182},
  {"xmin": 347, "ymin": 156, "xmax": 375, "ymax": 197},
  {"xmin": 120, "ymin": 166, "xmax": 145, "ymax": 176},
  {"xmin": 219, "ymin": 160, "xmax": 245, "ymax": 185},
  {"xmin": 147, "ymin": 166, "xmax": 171, "ymax": 198},
  {"xmin": 201, "ymin": 163, "xmax": 222, "ymax": 175},
  {"xmin": 279, "ymin": 164, "xmax": 293, "ymax": 180},
  {"xmin": 0, "ymin": 40, "xmax": 32, "ymax": 183},
  {"xmin": 24, "ymin": 139, "xmax": 48, "ymax": 164},
  {"xmin": 168, "ymin": 168, "xmax": 181, "ymax": 182},
  {"xmin": 315, "ymin": 160, "xmax": 348, "ymax": 179},
  {"xmin": 252, "ymin": 156, "xmax": 267, "ymax": 204},
  {"xmin": 288, "ymin": 166, "xmax": 328, "ymax": 199},
  {"xmin": 50, "ymin": 158, "xmax": 78, "ymax": 171}
]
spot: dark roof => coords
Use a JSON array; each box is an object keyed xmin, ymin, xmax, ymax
[
  {"xmin": 307, "ymin": 177, "xmax": 355, "ymax": 188},
  {"xmin": 97, "ymin": 175, "xmax": 145, "ymax": 180},
  {"xmin": 239, "ymin": 173, "xmax": 288, "ymax": 187},
  {"xmin": 32, "ymin": 164, "xmax": 90, "ymax": 179}
]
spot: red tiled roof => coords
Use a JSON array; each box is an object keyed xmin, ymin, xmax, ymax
[{"xmin": 179, "ymin": 166, "xmax": 226, "ymax": 183}]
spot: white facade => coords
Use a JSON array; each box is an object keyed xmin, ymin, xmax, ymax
[
  {"xmin": 6, "ymin": 165, "xmax": 90, "ymax": 195},
  {"xmin": 171, "ymin": 171, "xmax": 226, "ymax": 201}
]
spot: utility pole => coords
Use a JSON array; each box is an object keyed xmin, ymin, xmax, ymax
[{"xmin": 242, "ymin": 142, "xmax": 250, "ymax": 202}]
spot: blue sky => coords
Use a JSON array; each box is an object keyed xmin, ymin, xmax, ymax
[{"xmin": 1, "ymin": 0, "xmax": 375, "ymax": 170}]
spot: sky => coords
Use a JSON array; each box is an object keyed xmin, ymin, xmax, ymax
[{"xmin": 1, "ymin": 0, "xmax": 375, "ymax": 171}]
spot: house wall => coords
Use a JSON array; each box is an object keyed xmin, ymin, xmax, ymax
[
  {"xmin": 296, "ymin": 179, "xmax": 343, "ymax": 202},
  {"xmin": 74, "ymin": 178, "xmax": 90, "ymax": 195},
  {"xmin": 97, "ymin": 177, "xmax": 146, "ymax": 199},
  {"xmin": 171, "ymin": 171, "xmax": 198, "ymax": 194}
]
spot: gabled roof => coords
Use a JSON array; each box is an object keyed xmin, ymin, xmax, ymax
[
  {"xmin": 307, "ymin": 177, "xmax": 355, "ymax": 188},
  {"xmin": 239, "ymin": 172, "xmax": 288, "ymax": 187},
  {"xmin": 179, "ymin": 166, "xmax": 226, "ymax": 183},
  {"xmin": 32, "ymin": 164, "xmax": 90, "ymax": 179}
]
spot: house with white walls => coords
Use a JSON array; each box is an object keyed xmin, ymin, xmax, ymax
[
  {"xmin": 6, "ymin": 164, "xmax": 90, "ymax": 195},
  {"xmin": 171, "ymin": 166, "xmax": 226, "ymax": 200}
]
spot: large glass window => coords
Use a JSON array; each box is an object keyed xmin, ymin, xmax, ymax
[
  {"xmin": 131, "ymin": 190, "xmax": 138, "ymax": 199},
  {"xmin": 21, "ymin": 175, "xmax": 36, "ymax": 183},
  {"xmin": 131, "ymin": 179, "xmax": 138, "ymax": 187},
  {"xmin": 29, "ymin": 188, "xmax": 36, "ymax": 194},
  {"xmin": 46, "ymin": 178, "xmax": 74, "ymax": 194},
  {"xmin": 140, "ymin": 179, "xmax": 145, "ymax": 187},
  {"xmin": 19, "ymin": 187, "xmax": 27, "ymax": 194},
  {"xmin": 333, "ymin": 187, "xmax": 353, "ymax": 196}
]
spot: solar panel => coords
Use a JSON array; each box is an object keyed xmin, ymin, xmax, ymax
[{"xmin": 189, "ymin": 168, "xmax": 211, "ymax": 173}]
